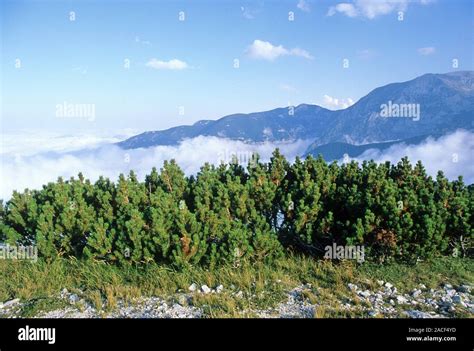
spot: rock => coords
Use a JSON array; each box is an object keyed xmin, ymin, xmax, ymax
[
  {"xmin": 452, "ymin": 295, "xmax": 463, "ymax": 304},
  {"xmin": 396, "ymin": 295, "xmax": 408, "ymax": 304},
  {"xmin": 348, "ymin": 283, "xmax": 358, "ymax": 291},
  {"xmin": 441, "ymin": 295, "xmax": 452, "ymax": 303},
  {"xmin": 411, "ymin": 289, "xmax": 422, "ymax": 298},
  {"xmin": 405, "ymin": 310, "xmax": 435, "ymax": 319},
  {"xmin": 384, "ymin": 282, "xmax": 393, "ymax": 289},
  {"xmin": 69, "ymin": 294, "xmax": 80, "ymax": 304},
  {"xmin": 359, "ymin": 290, "xmax": 371, "ymax": 298},
  {"xmin": 445, "ymin": 289, "xmax": 457, "ymax": 297},
  {"xmin": 389, "ymin": 299, "xmax": 395, "ymax": 306},
  {"xmin": 216, "ymin": 285, "xmax": 224, "ymax": 293},
  {"xmin": 439, "ymin": 299, "xmax": 453, "ymax": 309},
  {"xmin": 418, "ymin": 284, "xmax": 427, "ymax": 290},
  {"xmin": 177, "ymin": 295, "xmax": 189, "ymax": 306},
  {"xmin": 368, "ymin": 310, "xmax": 378, "ymax": 317},
  {"xmin": 201, "ymin": 285, "xmax": 211, "ymax": 294},
  {"xmin": 3, "ymin": 298, "xmax": 20, "ymax": 308},
  {"xmin": 377, "ymin": 280, "xmax": 384, "ymax": 286},
  {"xmin": 188, "ymin": 283, "xmax": 197, "ymax": 292},
  {"xmin": 235, "ymin": 291, "xmax": 244, "ymax": 298},
  {"xmin": 444, "ymin": 283, "xmax": 453, "ymax": 290}
]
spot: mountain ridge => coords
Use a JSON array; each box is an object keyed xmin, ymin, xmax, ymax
[{"xmin": 118, "ymin": 71, "xmax": 474, "ymax": 158}]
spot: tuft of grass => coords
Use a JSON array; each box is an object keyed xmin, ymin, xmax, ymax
[
  {"xmin": 357, "ymin": 256, "xmax": 474, "ymax": 293},
  {"xmin": 19, "ymin": 297, "xmax": 69, "ymax": 318}
]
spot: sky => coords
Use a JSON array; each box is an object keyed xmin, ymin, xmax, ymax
[
  {"xmin": 0, "ymin": 0, "xmax": 473, "ymax": 198},
  {"xmin": 1, "ymin": 0, "xmax": 473, "ymax": 133}
]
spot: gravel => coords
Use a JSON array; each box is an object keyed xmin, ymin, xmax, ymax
[{"xmin": 1, "ymin": 281, "xmax": 472, "ymax": 319}]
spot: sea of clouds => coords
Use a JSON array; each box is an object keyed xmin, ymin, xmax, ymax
[
  {"xmin": 353, "ymin": 130, "xmax": 474, "ymax": 184},
  {"xmin": 1, "ymin": 129, "xmax": 473, "ymax": 200},
  {"xmin": 0, "ymin": 131, "xmax": 311, "ymax": 200}
]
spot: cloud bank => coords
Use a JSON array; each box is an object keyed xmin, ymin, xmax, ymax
[
  {"xmin": 0, "ymin": 134, "xmax": 311, "ymax": 200},
  {"xmin": 2, "ymin": 130, "xmax": 472, "ymax": 201},
  {"xmin": 350, "ymin": 130, "xmax": 474, "ymax": 184}
]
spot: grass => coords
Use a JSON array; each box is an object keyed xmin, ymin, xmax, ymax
[
  {"xmin": 19, "ymin": 297, "xmax": 69, "ymax": 318},
  {"xmin": 0, "ymin": 255, "xmax": 472, "ymax": 318},
  {"xmin": 358, "ymin": 258, "xmax": 474, "ymax": 291}
]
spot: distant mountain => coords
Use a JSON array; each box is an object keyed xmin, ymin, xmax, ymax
[
  {"xmin": 317, "ymin": 71, "xmax": 474, "ymax": 146},
  {"xmin": 118, "ymin": 71, "xmax": 474, "ymax": 157},
  {"xmin": 304, "ymin": 134, "xmax": 440, "ymax": 161},
  {"xmin": 118, "ymin": 104, "xmax": 333, "ymax": 149}
]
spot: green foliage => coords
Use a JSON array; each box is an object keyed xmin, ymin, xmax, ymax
[{"xmin": 0, "ymin": 151, "xmax": 472, "ymax": 265}]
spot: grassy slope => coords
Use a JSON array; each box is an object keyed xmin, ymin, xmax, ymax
[{"xmin": 0, "ymin": 256, "xmax": 473, "ymax": 318}]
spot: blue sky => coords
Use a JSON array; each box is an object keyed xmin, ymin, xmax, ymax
[{"xmin": 1, "ymin": 0, "xmax": 473, "ymax": 132}]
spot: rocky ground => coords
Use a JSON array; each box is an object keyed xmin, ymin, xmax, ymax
[{"xmin": 0, "ymin": 281, "xmax": 472, "ymax": 318}]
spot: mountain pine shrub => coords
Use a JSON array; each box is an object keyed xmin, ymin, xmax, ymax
[{"xmin": 0, "ymin": 150, "xmax": 472, "ymax": 265}]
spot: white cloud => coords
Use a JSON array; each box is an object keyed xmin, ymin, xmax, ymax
[
  {"xmin": 246, "ymin": 40, "xmax": 287, "ymax": 61},
  {"xmin": 0, "ymin": 130, "xmax": 138, "ymax": 156},
  {"xmin": 289, "ymin": 48, "xmax": 314, "ymax": 60},
  {"xmin": 322, "ymin": 95, "xmax": 355, "ymax": 110},
  {"xmin": 2, "ymin": 131, "xmax": 472, "ymax": 201},
  {"xmin": 0, "ymin": 134, "xmax": 311, "ymax": 200},
  {"xmin": 297, "ymin": 0, "xmax": 311, "ymax": 12},
  {"xmin": 146, "ymin": 58, "xmax": 188, "ymax": 70},
  {"xmin": 327, "ymin": 0, "xmax": 432, "ymax": 19},
  {"xmin": 417, "ymin": 46, "xmax": 436, "ymax": 56},
  {"xmin": 246, "ymin": 40, "xmax": 314, "ymax": 61},
  {"xmin": 327, "ymin": 3, "xmax": 358, "ymax": 17},
  {"xmin": 350, "ymin": 130, "xmax": 474, "ymax": 184}
]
